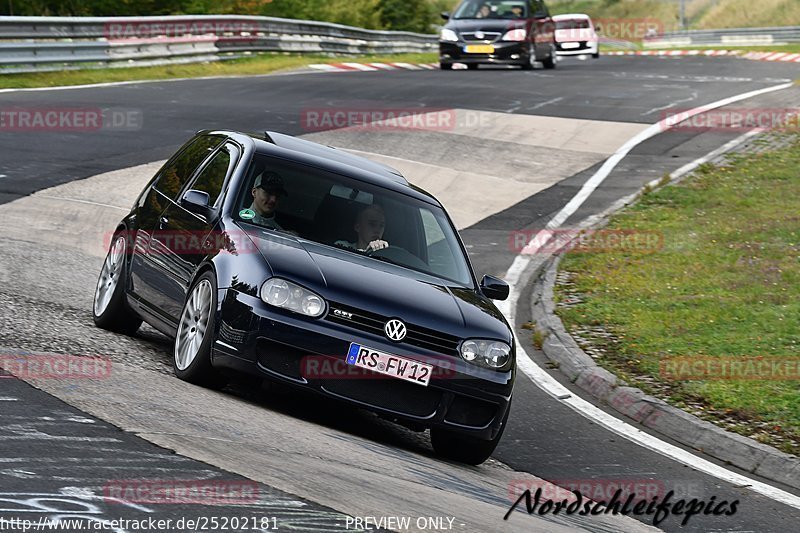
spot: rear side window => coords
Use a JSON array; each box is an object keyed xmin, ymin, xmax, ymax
[
  {"xmin": 154, "ymin": 135, "xmax": 223, "ymax": 200},
  {"xmin": 187, "ymin": 143, "xmax": 239, "ymax": 207}
]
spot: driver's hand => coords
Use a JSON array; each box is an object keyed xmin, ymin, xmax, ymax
[{"xmin": 366, "ymin": 240, "xmax": 389, "ymax": 252}]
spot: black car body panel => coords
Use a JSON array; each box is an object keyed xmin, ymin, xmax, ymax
[
  {"xmin": 439, "ymin": 0, "xmax": 556, "ymax": 68},
  {"xmin": 110, "ymin": 130, "xmax": 516, "ymax": 442}
]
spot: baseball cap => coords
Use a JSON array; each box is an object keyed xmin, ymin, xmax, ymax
[{"xmin": 254, "ymin": 171, "xmax": 288, "ymax": 196}]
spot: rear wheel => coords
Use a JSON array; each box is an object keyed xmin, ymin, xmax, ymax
[
  {"xmin": 467, "ymin": 63, "xmax": 479, "ymax": 70},
  {"xmin": 440, "ymin": 62, "xmax": 452, "ymax": 70},
  {"xmin": 173, "ymin": 271, "xmax": 226, "ymax": 388},
  {"xmin": 93, "ymin": 234, "xmax": 141, "ymax": 335},
  {"xmin": 592, "ymin": 51, "xmax": 600, "ymax": 59},
  {"xmin": 431, "ymin": 405, "xmax": 510, "ymax": 465}
]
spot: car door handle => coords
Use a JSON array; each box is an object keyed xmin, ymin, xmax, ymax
[{"xmin": 159, "ymin": 216, "xmax": 169, "ymax": 229}]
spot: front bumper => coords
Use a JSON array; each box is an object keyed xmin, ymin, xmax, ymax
[
  {"xmin": 439, "ymin": 41, "xmax": 530, "ymax": 66},
  {"xmin": 212, "ymin": 289, "xmax": 514, "ymax": 440},
  {"xmin": 556, "ymin": 41, "xmax": 598, "ymax": 55}
]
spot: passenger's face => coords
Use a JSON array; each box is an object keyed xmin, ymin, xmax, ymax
[
  {"xmin": 355, "ymin": 211, "xmax": 385, "ymax": 242},
  {"xmin": 252, "ymin": 187, "xmax": 279, "ymax": 216}
]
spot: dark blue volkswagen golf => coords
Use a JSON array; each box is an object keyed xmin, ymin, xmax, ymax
[{"xmin": 93, "ymin": 130, "xmax": 515, "ymax": 464}]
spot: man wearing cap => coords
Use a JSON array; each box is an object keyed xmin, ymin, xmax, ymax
[{"xmin": 249, "ymin": 171, "xmax": 288, "ymax": 230}]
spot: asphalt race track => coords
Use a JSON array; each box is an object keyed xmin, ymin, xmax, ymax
[{"xmin": 1, "ymin": 55, "xmax": 800, "ymax": 532}]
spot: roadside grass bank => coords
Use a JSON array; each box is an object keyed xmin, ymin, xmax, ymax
[
  {"xmin": 0, "ymin": 52, "xmax": 438, "ymax": 90},
  {"xmin": 554, "ymin": 132, "xmax": 800, "ymax": 455},
  {"xmin": 551, "ymin": 0, "xmax": 800, "ymax": 32}
]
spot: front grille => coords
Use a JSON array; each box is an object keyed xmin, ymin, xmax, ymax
[
  {"xmin": 321, "ymin": 378, "xmax": 441, "ymax": 418},
  {"xmin": 461, "ymin": 32, "xmax": 501, "ymax": 43},
  {"xmin": 325, "ymin": 302, "xmax": 461, "ymax": 356}
]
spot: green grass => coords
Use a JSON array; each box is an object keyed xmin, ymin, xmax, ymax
[
  {"xmin": 555, "ymin": 133, "xmax": 800, "ymax": 454},
  {"xmin": 550, "ymin": 0, "xmax": 800, "ymax": 31},
  {"xmin": 0, "ymin": 52, "xmax": 438, "ymax": 90}
]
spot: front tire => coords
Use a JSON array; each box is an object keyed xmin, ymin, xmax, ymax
[
  {"xmin": 93, "ymin": 233, "xmax": 141, "ymax": 335},
  {"xmin": 467, "ymin": 63, "xmax": 478, "ymax": 70},
  {"xmin": 173, "ymin": 271, "xmax": 225, "ymax": 388},
  {"xmin": 440, "ymin": 62, "xmax": 453, "ymax": 70},
  {"xmin": 431, "ymin": 405, "xmax": 510, "ymax": 465},
  {"xmin": 542, "ymin": 46, "xmax": 557, "ymax": 69}
]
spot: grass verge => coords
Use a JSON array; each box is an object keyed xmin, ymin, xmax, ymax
[
  {"xmin": 555, "ymin": 132, "xmax": 800, "ymax": 455},
  {"xmin": 0, "ymin": 52, "xmax": 438, "ymax": 90}
]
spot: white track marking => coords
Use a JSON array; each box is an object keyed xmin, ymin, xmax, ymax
[
  {"xmin": 500, "ymin": 81, "xmax": 800, "ymax": 508},
  {"xmin": 340, "ymin": 62, "xmax": 378, "ymax": 71}
]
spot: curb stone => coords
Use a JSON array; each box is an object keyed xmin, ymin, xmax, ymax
[{"xmin": 530, "ymin": 253, "xmax": 800, "ymax": 491}]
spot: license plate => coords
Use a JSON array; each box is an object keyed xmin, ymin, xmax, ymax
[
  {"xmin": 464, "ymin": 44, "xmax": 494, "ymax": 54},
  {"xmin": 561, "ymin": 42, "xmax": 580, "ymax": 49},
  {"xmin": 346, "ymin": 343, "xmax": 433, "ymax": 386}
]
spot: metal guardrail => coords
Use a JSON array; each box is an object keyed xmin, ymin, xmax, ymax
[
  {"xmin": 644, "ymin": 25, "xmax": 800, "ymax": 48},
  {"xmin": 0, "ymin": 15, "xmax": 438, "ymax": 72}
]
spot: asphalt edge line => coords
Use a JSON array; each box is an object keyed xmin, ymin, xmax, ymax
[{"xmin": 498, "ymin": 81, "xmax": 800, "ymax": 508}]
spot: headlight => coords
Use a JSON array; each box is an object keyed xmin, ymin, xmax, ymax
[
  {"xmin": 440, "ymin": 28, "xmax": 459, "ymax": 42},
  {"xmin": 460, "ymin": 339, "xmax": 512, "ymax": 369},
  {"xmin": 260, "ymin": 278, "xmax": 326, "ymax": 317},
  {"xmin": 501, "ymin": 29, "xmax": 527, "ymax": 41}
]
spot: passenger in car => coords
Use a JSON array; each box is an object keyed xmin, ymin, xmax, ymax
[
  {"xmin": 249, "ymin": 171, "xmax": 288, "ymax": 230},
  {"xmin": 335, "ymin": 204, "xmax": 389, "ymax": 252}
]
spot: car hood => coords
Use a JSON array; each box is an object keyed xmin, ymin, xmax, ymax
[
  {"xmin": 446, "ymin": 18, "xmax": 525, "ymax": 35},
  {"xmin": 244, "ymin": 230, "xmax": 511, "ymax": 342}
]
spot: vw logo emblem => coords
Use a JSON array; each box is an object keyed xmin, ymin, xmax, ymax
[
  {"xmin": 475, "ymin": 31, "xmax": 485, "ymax": 39},
  {"xmin": 384, "ymin": 319, "xmax": 407, "ymax": 342}
]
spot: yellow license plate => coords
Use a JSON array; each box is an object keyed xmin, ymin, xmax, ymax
[{"xmin": 464, "ymin": 44, "xmax": 494, "ymax": 54}]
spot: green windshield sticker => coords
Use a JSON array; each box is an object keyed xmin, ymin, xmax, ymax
[{"xmin": 239, "ymin": 208, "xmax": 256, "ymax": 220}]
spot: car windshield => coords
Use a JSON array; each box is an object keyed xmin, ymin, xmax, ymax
[
  {"xmin": 453, "ymin": 0, "xmax": 528, "ymax": 19},
  {"xmin": 555, "ymin": 19, "xmax": 590, "ymax": 30},
  {"xmin": 234, "ymin": 154, "xmax": 475, "ymax": 287}
]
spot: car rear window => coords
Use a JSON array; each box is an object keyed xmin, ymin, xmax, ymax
[{"xmin": 556, "ymin": 19, "xmax": 590, "ymax": 30}]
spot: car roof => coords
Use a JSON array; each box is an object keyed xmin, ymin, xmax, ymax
[{"xmin": 209, "ymin": 129, "xmax": 441, "ymax": 206}]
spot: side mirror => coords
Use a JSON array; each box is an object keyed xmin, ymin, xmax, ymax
[
  {"xmin": 180, "ymin": 189, "xmax": 211, "ymax": 216},
  {"xmin": 441, "ymin": 11, "xmax": 450, "ymax": 20},
  {"xmin": 480, "ymin": 275, "xmax": 509, "ymax": 301}
]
